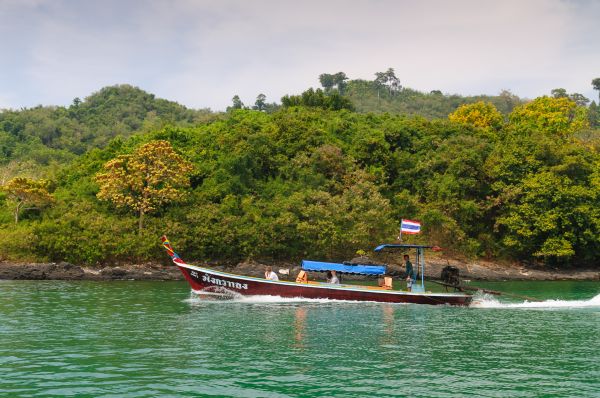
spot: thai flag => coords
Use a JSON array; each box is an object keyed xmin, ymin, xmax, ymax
[{"xmin": 401, "ymin": 219, "xmax": 421, "ymax": 234}]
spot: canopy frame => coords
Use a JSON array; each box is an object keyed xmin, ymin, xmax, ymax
[{"xmin": 374, "ymin": 244, "xmax": 433, "ymax": 292}]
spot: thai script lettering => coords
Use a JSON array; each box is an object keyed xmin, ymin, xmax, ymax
[{"xmin": 201, "ymin": 273, "xmax": 248, "ymax": 290}]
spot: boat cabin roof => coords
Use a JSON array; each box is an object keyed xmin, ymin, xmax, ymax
[
  {"xmin": 374, "ymin": 244, "xmax": 435, "ymax": 252},
  {"xmin": 301, "ymin": 260, "xmax": 386, "ymax": 275}
]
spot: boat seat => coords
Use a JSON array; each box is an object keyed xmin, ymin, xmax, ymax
[
  {"xmin": 296, "ymin": 270, "xmax": 308, "ymax": 283},
  {"xmin": 378, "ymin": 276, "xmax": 393, "ymax": 290}
]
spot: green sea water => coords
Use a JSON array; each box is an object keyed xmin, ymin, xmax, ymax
[{"xmin": 1, "ymin": 280, "xmax": 599, "ymax": 397}]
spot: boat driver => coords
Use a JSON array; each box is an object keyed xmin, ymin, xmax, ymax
[{"xmin": 264, "ymin": 266, "xmax": 279, "ymax": 281}]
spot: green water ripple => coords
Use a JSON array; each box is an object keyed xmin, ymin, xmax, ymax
[{"xmin": 1, "ymin": 280, "xmax": 599, "ymax": 397}]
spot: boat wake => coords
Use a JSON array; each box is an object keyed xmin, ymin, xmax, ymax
[
  {"xmin": 184, "ymin": 291, "xmax": 354, "ymax": 305},
  {"xmin": 471, "ymin": 292, "xmax": 600, "ymax": 309},
  {"xmin": 182, "ymin": 289, "xmax": 600, "ymax": 309},
  {"xmin": 183, "ymin": 289, "xmax": 389, "ymax": 306}
]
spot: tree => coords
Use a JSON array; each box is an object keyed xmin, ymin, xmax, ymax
[
  {"xmin": 592, "ymin": 78, "xmax": 600, "ymax": 102},
  {"xmin": 231, "ymin": 95, "xmax": 244, "ymax": 110},
  {"xmin": 509, "ymin": 96, "xmax": 588, "ymax": 136},
  {"xmin": 281, "ymin": 88, "xmax": 354, "ymax": 111},
  {"xmin": 254, "ymin": 94, "xmax": 267, "ymax": 111},
  {"xmin": 2, "ymin": 177, "xmax": 53, "ymax": 224},
  {"xmin": 374, "ymin": 71, "xmax": 388, "ymax": 87},
  {"xmin": 319, "ymin": 74, "xmax": 335, "ymax": 92},
  {"xmin": 496, "ymin": 168, "xmax": 599, "ymax": 262},
  {"xmin": 332, "ymin": 72, "xmax": 348, "ymax": 94},
  {"xmin": 448, "ymin": 101, "xmax": 504, "ymax": 130},
  {"xmin": 589, "ymin": 101, "xmax": 599, "ymax": 128},
  {"xmin": 569, "ymin": 93, "xmax": 590, "ymax": 107},
  {"xmin": 497, "ymin": 89, "xmax": 521, "ymax": 113},
  {"xmin": 95, "ymin": 140, "xmax": 193, "ymax": 232},
  {"xmin": 375, "ymin": 68, "xmax": 401, "ymax": 96},
  {"xmin": 319, "ymin": 72, "xmax": 348, "ymax": 94},
  {"xmin": 551, "ymin": 88, "xmax": 568, "ymax": 98}
]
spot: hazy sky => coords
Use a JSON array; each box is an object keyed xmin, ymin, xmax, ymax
[{"xmin": 1, "ymin": 0, "xmax": 599, "ymax": 110}]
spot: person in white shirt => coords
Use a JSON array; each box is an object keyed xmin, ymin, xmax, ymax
[
  {"xmin": 265, "ymin": 266, "xmax": 279, "ymax": 281},
  {"xmin": 327, "ymin": 270, "xmax": 340, "ymax": 284}
]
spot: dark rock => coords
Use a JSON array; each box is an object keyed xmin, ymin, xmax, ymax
[
  {"xmin": 49, "ymin": 262, "xmax": 85, "ymax": 280},
  {"xmin": 100, "ymin": 267, "xmax": 128, "ymax": 279}
]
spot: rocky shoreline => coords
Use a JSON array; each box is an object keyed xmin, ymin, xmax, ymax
[{"xmin": 1, "ymin": 257, "xmax": 599, "ymax": 281}]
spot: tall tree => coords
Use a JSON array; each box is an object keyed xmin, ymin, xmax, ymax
[
  {"xmin": 569, "ymin": 93, "xmax": 590, "ymax": 107},
  {"xmin": 2, "ymin": 177, "xmax": 54, "ymax": 224},
  {"xmin": 319, "ymin": 72, "xmax": 349, "ymax": 94},
  {"xmin": 589, "ymin": 101, "xmax": 599, "ymax": 128},
  {"xmin": 95, "ymin": 140, "xmax": 193, "ymax": 232},
  {"xmin": 332, "ymin": 72, "xmax": 348, "ymax": 94},
  {"xmin": 498, "ymin": 89, "xmax": 521, "ymax": 113},
  {"xmin": 592, "ymin": 78, "xmax": 600, "ymax": 102},
  {"xmin": 551, "ymin": 88, "xmax": 568, "ymax": 98},
  {"xmin": 374, "ymin": 68, "xmax": 401, "ymax": 96},
  {"xmin": 254, "ymin": 94, "xmax": 267, "ymax": 111},
  {"xmin": 319, "ymin": 74, "xmax": 335, "ymax": 92},
  {"xmin": 231, "ymin": 95, "xmax": 244, "ymax": 110},
  {"xmin": 374, "ymin": 71, "xmax": 388, "ymax": 87}
]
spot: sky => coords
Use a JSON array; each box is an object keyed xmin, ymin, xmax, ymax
[{"xmin": 0, "ymin": 0, "xmax": 599, "ymax": 111}]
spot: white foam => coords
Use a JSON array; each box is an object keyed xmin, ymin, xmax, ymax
[
  {"xmin": 183, "ymin": 289, "xmax": 393, "ymax": 305},
  {"xmin": 183, "ymin": 288, "xmax": 600, "ymax": 309},
  {"xmin": 185, "ymin": 292, "xmax": 360, "ymax": 305},
  {"xmin": 471, "ymin": 293, "xmax": 600, "ymax": 309}
]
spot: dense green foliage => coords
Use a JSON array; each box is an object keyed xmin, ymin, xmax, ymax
[
  {"xmin": 345, "ymin": 80, "xmax": 524, "ymax": 118},
  {"xmin": 0, "ymin": 85, "xmax": 214, "ymax": 182},
  {"xmin": 1, "ymin": 82, "xmax": 599, "ymax": 268},
  {"xmin": 281, "ymin": 88, "xmax": 355, "ymax": 111}
]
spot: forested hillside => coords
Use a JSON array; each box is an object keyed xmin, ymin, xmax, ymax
[
  {"xmin": 0, "ymin": 85, "xmax": 214, "ymax": 182},
  {"xmin": 1, "ymin": 80, "xmax": 599, "ymax": 268}
]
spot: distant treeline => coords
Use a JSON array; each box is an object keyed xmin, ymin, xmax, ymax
[{"xmin": 1, "ymin": 75, "xmax": 599, "ymax": 267}]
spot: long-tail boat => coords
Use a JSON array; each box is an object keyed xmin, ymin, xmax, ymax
[{"xmin": 161, "ymin": 236, "xmax": 472, "ymax": 306}]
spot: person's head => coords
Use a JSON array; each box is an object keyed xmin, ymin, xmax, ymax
[
  {"xmin": 331, "ymin": 270, "xmax": 337, "ymax": 276},
  {"xmin": 265, "ymin": 266, "xmax": 272, "ymax": 273},
  {"xmin": 403, "ymin": 254, "xmax": 409, "ymax": 261},
  {"xmin": 326, "ymin": 270, "xmax": 332, "ymax": 279}
]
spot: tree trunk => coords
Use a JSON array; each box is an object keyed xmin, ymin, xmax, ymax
[
  {"xmin": 138, "ymin": 208, "xmax": 144, "ymax": 234},
  {"xmin": 14, "ymin": 202, "xmax": 22, "ymax": 224}
]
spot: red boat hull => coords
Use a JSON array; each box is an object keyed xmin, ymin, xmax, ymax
[{"xmin": 176, "ymin": 263, "xmax": 472, "ymax": 306}]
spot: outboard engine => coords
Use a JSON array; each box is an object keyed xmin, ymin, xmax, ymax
[{"xmin": 441, "ymin": 265, "xmax": 460, "ymax": 287}]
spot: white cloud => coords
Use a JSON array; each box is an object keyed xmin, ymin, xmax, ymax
[{"xmin": 1, "ymin": 0, "xmax": 599, "ymax": 109}]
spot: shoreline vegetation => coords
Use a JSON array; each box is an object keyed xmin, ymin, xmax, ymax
[{"xmin": 1, "ymin": 71, "xmax": 599, "ymax": 274}]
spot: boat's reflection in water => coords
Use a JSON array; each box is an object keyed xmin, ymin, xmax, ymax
[
  {"xmin": 293, "ymin": 306, "xmax": 307, "ymax": 349},
  {"xmin": 381, "ymin": 304, "xmax": 395, "ymax": 345},
  {"xmin": 291, "ymin": 303, "xmax": 399, "ymax": 349}
]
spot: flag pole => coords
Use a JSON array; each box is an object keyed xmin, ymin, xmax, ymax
[{"xmin": 398, "ymin": 220, "xmax": 403, "ymax": 242}]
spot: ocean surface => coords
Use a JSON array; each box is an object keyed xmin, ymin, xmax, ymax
[{"xmin": 1, "ymin": 280, "xmax": 599, "ymax": 397}]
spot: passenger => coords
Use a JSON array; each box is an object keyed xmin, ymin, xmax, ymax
[
  {"xmin": 327, "ymin": 270, "xmax": 340, "ymax": 284},
  {"xmin": 264, "ymin": 266, "xmax": 279, "ymax": 281},
  {"xmin": 403, "ymin": 254, "xmax": 416, "ymax": 291}
]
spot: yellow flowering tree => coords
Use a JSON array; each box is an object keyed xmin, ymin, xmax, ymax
[
  {"xmin": 448, "ymin": 101, "xmax": 504, "ymax": 130},
  {"xmin": 95, "ymin": 140, "xmax": 193, "ymax": 232},
  {"xmin": 2, "ymin": 177, "xmax": 54, "ymax": 224},
  {"xmin": 509, "ymin": 96, "xmax": 588, "ymax": 136}
]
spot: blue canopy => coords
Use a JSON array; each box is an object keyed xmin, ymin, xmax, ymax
[{"xmin": 301, "ymin": 260, "xmax": 386, "ymax": 275}]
